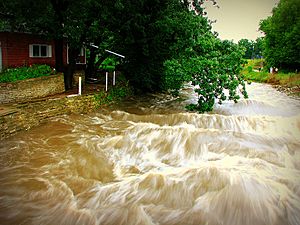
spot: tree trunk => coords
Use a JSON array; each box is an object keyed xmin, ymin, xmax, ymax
[
  {"xmin": 54, "ymin": 38, "xmax": 64, "ymax": 73},
  {"xmin": 64, "ymin": 47, "xmax": 78, "ymax": 90}
]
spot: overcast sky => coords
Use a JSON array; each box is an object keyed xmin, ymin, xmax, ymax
[{"xmin": 203, "ymin": 0, "xmax": 279, "ymax": 42}]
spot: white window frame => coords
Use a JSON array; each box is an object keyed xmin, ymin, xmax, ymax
[{"xmin": 29, "ymin": 44, "xmax": 52, "ymax": 58}]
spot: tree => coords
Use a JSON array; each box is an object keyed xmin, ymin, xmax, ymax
[
  {"xmin": 113, "ymin": 0, "xmax": 219, "ymax": 92},
  {"xmin": 102, "ymin": 0, "xmax": 248, "ymax": 112},
  {"xmin": 237, "ymin": 38, "xmax": 264, "ymax": 59},
  {"xmin": 163, "ymin": 34, "xmax": 247, "ymax": 113},
  {"xmin": 189, "ymin": 39, "xmax": 247, "ymax": 112},
  {"xmin": 112, "ymin": 0, "xmax": 184, "ymax": 91},
  {"xmin": 260, "ymin": 0, "xmax": 300, "ymax": 70},
  {"xmin": 238, "ymin": 39, "xmax": 254, "ymax": 59},
  {"xmin": 253, "ymin": 37, "xmax": 264, "ymax": 59},
  {"xmin": 153, "ymin": 1, "xmax": 248, "ymax": 112}
]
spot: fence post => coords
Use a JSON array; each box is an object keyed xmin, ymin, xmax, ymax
[
  {"xmin": 106, "ymin": 72, "xmax": 108, "ymax": 91},
  {"xmin": 113, "ymin": 71, "xmax": 116, "ymax": 86},
  {"xmin": 78, "ymin": 76, "xmax": 82, "ymax": 95}
]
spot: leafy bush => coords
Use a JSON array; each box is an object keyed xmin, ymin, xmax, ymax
[
  {"xmin": 0, "ymin": 64, "xmax": 55, "ymax": 83},
  {"xmin": 94, "ymin": 73, "xmax": 133, "ymax": 106},
  {"xmin": 99, "ymin": 56, "xmax": 118, "ymax": 72}
]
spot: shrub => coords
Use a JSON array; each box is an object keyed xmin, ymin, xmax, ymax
[
  {"xmin": 94, "ymin": 73, "xmax": 133, "ymax": 107},
  {"xmin": 0, "ymin": 64, "xmax": 55, "ymax": 83}
]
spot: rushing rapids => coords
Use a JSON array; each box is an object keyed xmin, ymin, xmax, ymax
[{"xmin": 0, "ymin": 83, "xmax": 300, "ymax": 225}]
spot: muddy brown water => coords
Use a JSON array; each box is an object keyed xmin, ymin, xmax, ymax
[{"xmin": 0, "ymin": 83, "xmax": 300, "ymax": 225}]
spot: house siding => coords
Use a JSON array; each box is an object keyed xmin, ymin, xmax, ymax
[
  {"xmin": 0, "ymin": 32, "xmax": 57, "ymax": 69},
  {"xmin": 0, "ymin": 32, "xmax": 86, "ymax": 71}
]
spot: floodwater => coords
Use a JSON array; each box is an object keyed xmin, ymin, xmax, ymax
[{"xmin": 0, "ymin": 83, "xmax": 300, "ymax": 225}]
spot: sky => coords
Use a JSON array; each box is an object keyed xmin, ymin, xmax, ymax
[{"xmin": 203, "ymin": 0, "xmax": 280, "ymax": 42}]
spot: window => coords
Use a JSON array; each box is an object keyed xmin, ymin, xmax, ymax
[
  {"xmin": 40, "ymin": 45, "xmax": 47, "ymax": 57},
  {"xmin": 29, "ymin": 44, "xmax": 52, "ymax": 57}
]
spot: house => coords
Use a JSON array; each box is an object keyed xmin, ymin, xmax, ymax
[{"xmin": 0, "ymin": 31, "xmax": 86, "ymax": 71}]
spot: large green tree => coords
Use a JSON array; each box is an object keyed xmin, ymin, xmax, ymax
[
  {"xmin": 113, "ymin": 0, "xmax": 196, "ymax": 92},
  {"xmin": 260, "ymin": 0, "xmax": 300, "ymax": 70},
  {"xmin": 238, "ymin": 38, "xmax": 264, "ymax": 59},
  {"xmin": 238, "ymin": 39, "xmax": 254, "ymax": 59},
  {"xmin": 159, "ymin": 1, "xmax": 248, "ymax": 112},
  {"xmin": 163, "ymin": 34, "xmax": 247, "ymax": 113},
  {"xmin": 253, "ymin": 37, "xmax": 264, "ymax": 59}
]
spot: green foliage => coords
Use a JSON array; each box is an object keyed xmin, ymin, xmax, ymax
[
  {"xmin": 188, "ymin": 40, "xmax": 248, "ymax": 113},
  {"xmin": 114, "ymin": 0, "xmax": 248, "ymax": 113},
  {"xmin": 238, "ymin": 39, "xmax": 254, "ymax": 59},
  {"xmin": 0, "ymin": 0, "xmax": 52, "ymax": 33},
  {"xmin": 247, "ymin": 66, "xmax": 253, "ymax": 73},
  {"xmin": 238, "ymin": 38, "xmax": 264, "ymax": 59},
  {"xmin": 162, "ymin": 59, "xmax": 190, "ymax": 92},
  {"xmin": 241, "ymin": 59, "xmax": 269, "ymax": 82},
  {"xmin": 116, "ymin": 0, "xmax": 203, "ymax": 92},
  {"xmin": 99, "ymin": 57, "xmax": 118, "ymax": 72},
  {"xmin": 0, "ymin": 65, "xmax": 55, "ymax": 83},
  {"xmin": 260, "ymin": 0, "xmax": 300, "ymax": 70},
  {"xmin": 254, "ymin": 37, "xmax": 264, "ymax": 59},
  {"xmin": 94, "ymin": 91, "xmax": 109, "ymax": 106},
  {"xmin": 163, "ymin": 33, "xmax": 248, "ymax": 113},
  {"xmin": 0, "ymin": 20, "xmax": 9, "ymax": 31}
]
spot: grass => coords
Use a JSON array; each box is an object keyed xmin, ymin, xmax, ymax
[{"xmin": 240, "ymin": 59, "xmax": 300, "ymax": 87}]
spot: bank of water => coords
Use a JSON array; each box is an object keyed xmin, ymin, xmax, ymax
[{"xmin": 0, "ymin": 83, "xmax": 300, "ymax": 225}]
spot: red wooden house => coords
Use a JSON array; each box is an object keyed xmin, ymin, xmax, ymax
[{"xmin": 0, "ymin": 31, "xmax": 86, "ymax": 71}]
